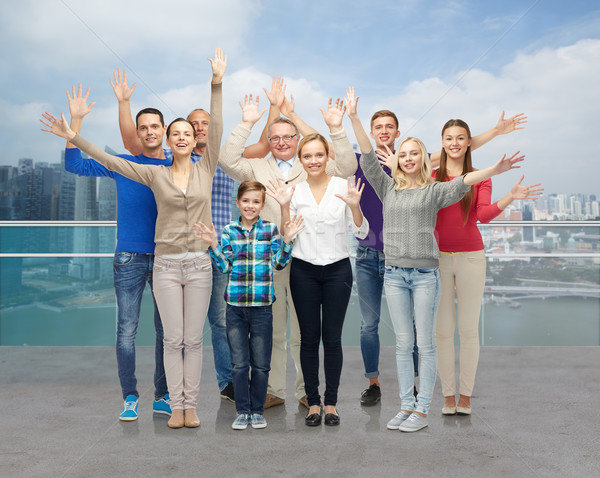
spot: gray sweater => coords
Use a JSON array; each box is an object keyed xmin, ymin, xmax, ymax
[{"xmin": 360, "ymin": 149, "xmax": 470, "ymax": 268}]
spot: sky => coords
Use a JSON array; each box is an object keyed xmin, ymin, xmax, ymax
[{"xmin": 1, "ymin": 0, "xmax": 599, "ymax": 198}]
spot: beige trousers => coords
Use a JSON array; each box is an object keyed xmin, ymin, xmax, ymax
[
  {"xmin": 269, "ymin": 265, "xmax": 304, "ymax": 400},
  {"xmin": 436, "ymin": 250, "xmax": 486, "ymax": 397},
  {"xmin": 153, "ymin": 254, "xmax": 212, "ymax": 410}
]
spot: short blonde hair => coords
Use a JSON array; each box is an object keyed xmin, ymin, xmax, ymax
[{"xmin": 391, "ymin": 137, "xmax": 433, "ymax": 191}]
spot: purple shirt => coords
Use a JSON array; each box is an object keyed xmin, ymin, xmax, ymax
[{"xmin": 355, "ymin": 152, "xmax": 390, "ymax": 251}]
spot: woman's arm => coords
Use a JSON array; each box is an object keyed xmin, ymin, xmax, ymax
[
  {"xmin": 322, "ymin": 96, "xmax": 357, "ymax": 177},
  {"xmin": 205, "ymin": 48, "xmax": 226, "ymax": 176},
  {"xmin": 463, "ymin": 151, "xmax": 525, "ymax": 186},
  {"xmin": 429, "ymin": 111, "xmax": 527, "ymax": 168},
  {"xmin": 243, "ymin": 76, "xmax": 286, "ymax": 159},
  {"xmin": 41, "ymin": 112, "xmax": 155, "ymax": 185}
]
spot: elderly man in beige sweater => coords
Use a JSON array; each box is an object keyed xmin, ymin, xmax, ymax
[{"xmin": 219, "ymin": 93, "xmax": 357, "ymax": 409}]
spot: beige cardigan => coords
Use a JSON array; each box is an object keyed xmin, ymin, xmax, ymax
[
  {"xmin": 219, "ymin": 125, "xmax": 357, "ymax": 227},
  {"xmin": 70, "ymin": 84, "xmax": 222, "ymax": 256}
]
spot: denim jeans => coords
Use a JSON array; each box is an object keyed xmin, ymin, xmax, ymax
[
  {"xmin": 226, "ymin": 305, "xmax": 273, "ymax": 415},
  {"xmin": 384, "ymin": 266, "xmax": 440, "ymax": 415},
  {"xmin": 291, "ymin": 258, "xmax": 352, "ymax": 407},
  {"xmin": 113, "ymin": 252, "xmax": 167, "ymax": 400},
  {"xmin": 355, "ymin": 245, "xmax": 419, "ymax": 379},
  {"xmin": 207, "ymin": 263, "xmax": 233, "ymax": 390}
]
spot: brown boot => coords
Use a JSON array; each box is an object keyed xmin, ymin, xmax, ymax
[
  {"xmin": 184, "ymin": 408, "xmax": 201, "ymax": 428},
  {"xmin": 168, "ymin": 409, "xmax": 184, "ymax": 428},
  {"xmin": 264, "ymin": 393, "xmax": 285, "ymax": 409}
]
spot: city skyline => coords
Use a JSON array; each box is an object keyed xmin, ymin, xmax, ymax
[
  {"xmin": 1, "ymin": 154, "xmax": 598, "ymax": 222},
  {"xmin": 0, "ymin": 0, "xmax": 599, "ymax": 197}
]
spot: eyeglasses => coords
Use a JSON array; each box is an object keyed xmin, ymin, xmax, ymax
[{"xmin": 268, "ymin": 134, "xmax": 297, "ymax": 144}]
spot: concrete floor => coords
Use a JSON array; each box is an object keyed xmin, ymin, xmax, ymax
[{"xmin": 0, "ymin": 345, "xmax": 598, "ymax": 478}]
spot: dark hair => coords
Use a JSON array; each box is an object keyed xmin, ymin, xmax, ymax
[
  {"xmin": 297, "ymin": 133, "xmax": 329, "ymax": 159},
  {"xmin": 135, "ymin": 108, "xmax": 164, "ymax": 128},
  {"xmin": 370, "ymin": 110, "xmax": 399, "ymax": 130},
  {"xmin": 237, "ymin": 180, "xmax": 266, "ymax": 202},
  {"xmin": 436, "ymin": 119, "xmax": 473, "ymax": 224},
  {"xmin": 166, "ymin": 118, "xmax": 195, "ymax": 138}
]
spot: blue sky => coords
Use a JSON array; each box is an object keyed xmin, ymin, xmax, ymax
[{"xmin": 1, "ymin": 0, "xmax": 599, "ymax": 196}]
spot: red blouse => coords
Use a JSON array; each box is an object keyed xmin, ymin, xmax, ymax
[{"xmin": 433, "ymin": 170, "xmax": 502, "ymax": 252}]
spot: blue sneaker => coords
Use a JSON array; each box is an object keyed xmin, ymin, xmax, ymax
[
  {"xmin": 153, "ymin": 393, "xmax": 171, "ymax": 416},
  {"xmin": 119, "ymin": 395, "xmax": 138, "ymax": 421},
  {"xmin": 232, "ymin": 413, "xmax": 250, "ymax": 430},
  {"xmin": 251, "ymin": 413, "xmax": 267, "ymax": 429}
]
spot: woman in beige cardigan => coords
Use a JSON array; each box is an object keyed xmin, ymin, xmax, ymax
[{"xmin": 41, "ymin": 50, "xmax": 226, "ymax": 429}]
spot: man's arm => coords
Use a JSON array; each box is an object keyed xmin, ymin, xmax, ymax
[
  {"xmin": 430, "ymin": 111, "xmax": 527, "ymax": 168},
  {"xmin": 66, "ymin": 84, "xmax": 95, "ymax": 149},
  {"xmin": 243, "ymin": 76, "xmax": 285, "ymax": 159},
  {"xmin": 65, "ymin": 84, "xmax": 113, "ymax": 178},
  {"xmin": 218, "ymin": 95, "xmax": 266, "ymax": 182},
  {"xmin": 110, "ymin": 69, "xmax": 142, "ymax": 155}
]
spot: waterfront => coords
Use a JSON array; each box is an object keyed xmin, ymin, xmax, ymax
[{"xmin": 2, "ymin": 291, "xmax": 598, "ymax": 346}]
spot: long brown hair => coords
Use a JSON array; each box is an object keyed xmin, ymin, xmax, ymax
[{"xmin": 436, "ymin": 119, "xmax": 473, "ymax": 224}]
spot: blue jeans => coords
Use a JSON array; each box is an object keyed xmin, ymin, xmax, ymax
[
  {"xmin": 226, "ymin": 305, "xmax": 273, "ymax": 415},
  {"xmin": 356, "ymin": 245, "xmax": 419, "ymax": 379},
  {"xmin": 384, "ymin": 266, "xmax": 440, "ymax": 415},
  {"xmin": 113, "ymin": 252, "xmax": 167, "ymax": 400},
  {"xmin": 207, "ymin": 263, "xmax": 233, "ymax": 390}
]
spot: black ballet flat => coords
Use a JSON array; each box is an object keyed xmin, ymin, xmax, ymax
[
  {"xmin": 324, "ymin": 412, "xmax": 340, "ymax": 426},
  {"xmin": 305, "ymin": 410, "xmax": 323, "ymax": 427}
]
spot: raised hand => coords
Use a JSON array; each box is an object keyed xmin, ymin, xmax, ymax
[
  {"xmin": 263, "ymin": 76, "xmax": 286, "ymax": 108},
  {"xmin": 40, "ymin": 112, "xmax": 77, "ymax": 140},
  {"xmin": 265, "ymin": 178, "xmax": 295, "ymax": 206},
  {"xmin": 320, "ymin": 97, "xmax": 346, "ymax": 132},
  {"xmin": 375, "ymin": 144, "xmax": 395, "ymax": 170},
  {"xmin": 345, "ymin": 87, "xmax": 359, "ymax": 118},
  {"xmin": 493, "ymin": 151, "xmax": 525, "ymax": 175},
  {"xmin": 67, "ymin": 84, "xmax": 96, "ymax": 120},
  {"xmin": 334, "ymin": 175, "xmax": 365, "ymax": 208},
  {"xmin": 280, "ymin": 93, "xmax": 295, "ymax": 118},
  {"xmin": 496, "ymin": 111, "xmax": 527, "ymax": 135},
  {"xmin": 110, "ymin": 69, "xmax": 137, "ymax": 102},
  {"xmin": 193, "ymin": 221, "xmax": 217, "ymax": 246},
  {"xmin": 283, "ymin": 214, "xmax": 304, "ymax": 243},
  {"xmin": 209, "ymin": 47, "xmax": 227, "ymax": 84},
  {"xmin": 510, "ymin": 175, "xmax": 543, "ymax": 200},
  {"xmin": 239, "ymin": 94, "xmax": 266, "ymax": 127}
]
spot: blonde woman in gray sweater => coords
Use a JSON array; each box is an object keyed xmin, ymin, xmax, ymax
[{"xmin": 346, "ymin": 87, "xmax": 525, "ymax": 433}]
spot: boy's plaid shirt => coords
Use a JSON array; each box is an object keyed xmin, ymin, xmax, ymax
[{"xmin": 210, "ymin": 217, "xmax": 293, "ymax": 307}]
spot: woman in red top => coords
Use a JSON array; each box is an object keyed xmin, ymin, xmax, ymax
[{"xmin": 434, "ymin": 119, "xmax": 542, "ymax": 415}]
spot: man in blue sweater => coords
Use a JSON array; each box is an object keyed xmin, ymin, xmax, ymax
[{"xmin": 64, "ymin": 84, "xmax": 171, "ymax": 421}]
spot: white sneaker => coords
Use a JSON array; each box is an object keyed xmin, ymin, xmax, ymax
[
  {"xmin": 386, "ymin": 411, "xmax": 411, "ymax": 430},
  {"xmin": 398, "ymin": 413, "xmax": 428, "ymax": 432}
]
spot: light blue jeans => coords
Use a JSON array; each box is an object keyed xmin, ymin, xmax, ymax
[
  {"xmin": 356, "ymin": 245, "xmax": 419, "ymax": 379},
  {"xmin": 384, "ymin": 266, "xmax": 440, "ymax": 415}
]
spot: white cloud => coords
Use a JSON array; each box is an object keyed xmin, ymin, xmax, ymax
[{"xmin": 354, "ymin": 39, "xmax": 600, "ymax": 196}]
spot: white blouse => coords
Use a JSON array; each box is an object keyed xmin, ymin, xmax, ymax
[{"xmin": 290, "ymin": 177, "xmax": 369, "ymax": 266}]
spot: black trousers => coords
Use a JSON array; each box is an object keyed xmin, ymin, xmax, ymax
[{"xmin": 290, "ymin": 257, "xmax": 352, "ymax": 407}]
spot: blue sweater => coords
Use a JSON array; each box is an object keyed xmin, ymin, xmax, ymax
[{"xmin": 65, "ymin": 147, "xmax": 171, "ymax": 254}]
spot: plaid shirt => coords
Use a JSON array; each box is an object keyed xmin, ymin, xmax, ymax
[
  {"xmin": 164, "ymin": 149, "xmax": 234, "ymax": 240},
  {"xmin": 210, "ymin": 217, "xmax": 293, "ymax": 307}
]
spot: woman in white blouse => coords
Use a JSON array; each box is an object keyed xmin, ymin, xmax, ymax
[{"xmin": 270, "ymin": 128, "xmax": 368, "ymax": 427}]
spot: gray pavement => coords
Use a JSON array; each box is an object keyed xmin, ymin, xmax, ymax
[{"xmin": 0, "ymin": 345, "xmax": 598, "ymax": 478}]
